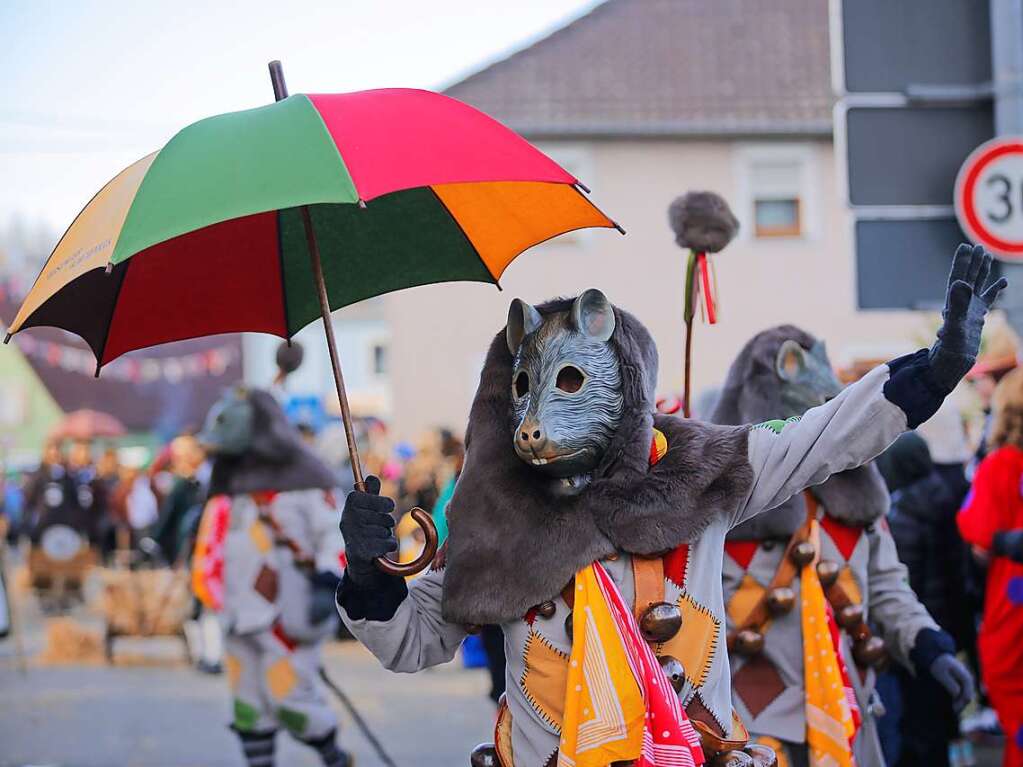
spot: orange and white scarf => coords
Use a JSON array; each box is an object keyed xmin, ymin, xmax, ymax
[
  {"xmin": 802, "ymin": 521, "xmax": 860, "ymax": 767},
  {"xmin": 559, "ymin": 562, "xmax": 704, "ymax": 767}
]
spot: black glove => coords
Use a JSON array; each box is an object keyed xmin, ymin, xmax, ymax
[
  {"xmin": 929, "ymin": 654, "xmax": 975, "ymax": 714},
  {"xmin": 339, "ymin": 475, "xmax": 397, "ymax": 586},
  {"xmin": 929, "ymin": 244, "xmax": 1008, "ymax": 392},
  {"xmin": 910, "ymin": 627, "xmax": 975, "ymax": 713},
  {"xmin": 993, "ymin": 528, "xmax": 1023, "ymax": 563}
]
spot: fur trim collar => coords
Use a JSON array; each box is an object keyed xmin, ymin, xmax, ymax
[{"xmin": 441, "ymin": 299, "xmax": 753, "ymax": 625}]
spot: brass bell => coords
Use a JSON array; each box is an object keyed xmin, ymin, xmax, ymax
[
  {"xmin": 639, "ymin": 601, "xmax": 683, "ymax": 643},
  {"xmin": 564, "ymin": 612, "xmax": 574, "ymax": 638},
  {"xmin": 710, "ymin": 750, "xmax": 756, "ymax": 767},
  {"xmin": 536, "ymin": 601, "xmax": 556, "ymax": 619},
  {"xmin": 766, "ymin": 587, "xmax": 796, "ymax": 615},
  {"xmin": 837, "ymin": 604, "xmax": 864, "ymax": 631},
  {"xmin": 744, "ymin": 744, "xmax": 779, "ymax": 767},
  {"xmin": 732, "ymin": 629, "xmax": 765, "ymax": 656},
  {"xmin": 657, "ymin": 655, "xmax": 686, "ymax": 694},
  {"xmin": 469, "ymin": 743, "xmax": 499, "ymax": 767},
  {"xmin": 816, "ymin": 560, "xmax": 840, "ymax": 587},
  {"xmin": 852, "ymin": 636, "xmax": 887, "ymax": 667},
  {"xmin": 790, "ymin": 541, "xmax": 816, "ymax": 567},
  {"xmin": 847, "ymin": 621, "xmax": 870, "ymax": 642}
]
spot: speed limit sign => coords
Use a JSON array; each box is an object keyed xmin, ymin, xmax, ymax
[{"xmin": 955, "ymin": 136, "xmax": 1023, "ymax": 260}]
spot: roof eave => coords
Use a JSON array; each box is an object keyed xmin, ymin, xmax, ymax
[{"xmin": 502, "ymin": 120, "xmax": 834, "ymax": 140}]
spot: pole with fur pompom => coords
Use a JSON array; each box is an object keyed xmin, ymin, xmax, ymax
[{"xmin": 667, "ymin": 191, "xmax": 738, "ymax": 417}]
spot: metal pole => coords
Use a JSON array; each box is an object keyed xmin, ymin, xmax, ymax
[
  {"xmin": 301, "ymin": 207, "xmax": 366, "ymax": 490},
  {"xmin": 267, "ymin": 60, "xmax": 365, "ymax": 491},
  {"xmin": 989, "ymin": 0, "xmax": 1023, "ymax": 338}
]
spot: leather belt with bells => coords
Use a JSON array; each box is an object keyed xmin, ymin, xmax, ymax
[{"xmin": 726, "ymin": 491, "xmax": 888, "ymax": 670}]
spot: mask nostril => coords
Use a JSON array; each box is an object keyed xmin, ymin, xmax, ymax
[
  {"xmin": 532, "ymin": 430, "xmax": 541, "ymax": 439},
  {"xmin": 520, "ymin": 432, "xmax": 529, "ymax": 441}
]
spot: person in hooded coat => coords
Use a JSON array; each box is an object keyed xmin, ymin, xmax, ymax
[
  {"xmin": 337, "ymin": 246, "xmax": 1002, "ymax": 767},
  {"xmin": 711, "ymin": 327, "xmax": 973, "ymax": 767},
  {"xmin": 194, "ymin": 387, "xmax": 349, "ymax": 767},
  {"xmin": 874, "ymin": 431, "xmax": 971, "ymax": 767}
]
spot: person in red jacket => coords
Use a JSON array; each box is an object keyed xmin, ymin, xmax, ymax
[{"xmin": 959, "ymin": 366, "xmax": 1023, "ymax": 767}]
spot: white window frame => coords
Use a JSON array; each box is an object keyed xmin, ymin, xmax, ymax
[{"xmin": 733, "ymin": 143, "xmax": 820, "ymax": 242}]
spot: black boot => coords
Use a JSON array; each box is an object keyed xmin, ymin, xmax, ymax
[
  {"xmin": 303, "ymin": 729, "xmax": 352, "ymax": 767},
  {"xmin": 234, "ymin": 727, "xmax": 276, "ymax": 767}
]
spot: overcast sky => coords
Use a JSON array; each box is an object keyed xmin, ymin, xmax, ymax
[{"xmin": 0, "ymin": 0, "xmax": 598, "ymax": 234}]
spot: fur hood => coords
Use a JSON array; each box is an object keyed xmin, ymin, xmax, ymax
[
  {"xmin": 208, "ymin": 389, "xmax": 338, "ymax": 497},
  {"xmin": 442, "ymin": 298, "xmax": 753, "ymax": 625},
  {"xmin": 711, "ymin": 325, "xmax": 889, "ymax": 540}
]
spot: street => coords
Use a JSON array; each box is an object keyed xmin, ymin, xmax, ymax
[{"xmin": 0, "ymin": 588, "xmax": 495, "ymax": 767}]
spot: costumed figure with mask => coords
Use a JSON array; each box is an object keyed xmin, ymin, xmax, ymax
[
  {"xmin": 193, "ymin": 387, "xmax": 349, "ymax": 767},
  {"xmin": 711, "ymin": 326, "xmax": 974, "ymax": 767},
  {"xmin": 337, "ymin": 245, "xmax": 1002, "ymax": 767}
]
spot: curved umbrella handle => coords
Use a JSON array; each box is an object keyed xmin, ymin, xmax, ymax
[{"xmin": 374, "ymin": 506, "xmax": 439, "ymax": 577}]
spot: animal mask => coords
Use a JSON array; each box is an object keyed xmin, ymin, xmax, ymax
[
  {"xmin": 505, "ymin": 289, "xmax": 624, "ymax": 482},
  {"xmin": 201, "ymin": 387, "xmax": 338, "ymax": 497},
  {"xmin": 774, "ymin": 339, "xmax": 843, "ymax": 418},
  {"xmin": 200, "ymin": 387, "xmax": 255, "ymax": 456}
]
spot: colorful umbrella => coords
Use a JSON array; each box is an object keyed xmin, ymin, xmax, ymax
[
  {"xmin": 6, "ymin": 62, "xmax": 620, "ymax": 574},
  {"xmin": 49, "ymin": 409, "xmax": 127, "ymax": 442}
]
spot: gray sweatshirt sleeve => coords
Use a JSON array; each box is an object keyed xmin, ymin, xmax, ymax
[
  {"xmin": 733, "ymin": 365, "xmax": 908, "ymax": 528},
  {"xmin": 339, "ymin": 567, "xmax": 468, "ymax": 673},
  {"xmin": 865, "ymin": 520, "xmax": 938, "ymax": 670}
]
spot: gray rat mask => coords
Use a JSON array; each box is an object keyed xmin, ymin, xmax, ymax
[
  {"xmin": 506, "ymin": 289, "xmax": 624, "ymax": 482},
  {"xmin": 774, "ymin": 339, "xmax": 842, "ymax": 418},
  {"xmin": 199, "ymin": 387, "xmax": 255, "ymax": 456}
]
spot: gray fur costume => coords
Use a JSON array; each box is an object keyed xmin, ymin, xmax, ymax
[
  {"xmin": 443, "ymin": 297, "xmax": 753, "ymax": 625},
  {"xmin": 339, "ymin": 298, "xmax": 917, "ymax": 767},
  {"xmin": 712, "ymin": 326, "xmax": 939, "ymax": 767},
  {"xmin": 199, "ymin": 389, "xmax": 348, "ymax": 767},
  {"xmin": 712, "ymin": 325, "xmax": 890, "ymax": 540}
]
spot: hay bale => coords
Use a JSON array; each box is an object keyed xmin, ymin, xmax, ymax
[
  {"xmin": 100, "ymin": 568, "xmax": 191, "ymax": 637},
  {"xmin": 37, "ymin": 617, "xmax": 104, "ymax": 665}
]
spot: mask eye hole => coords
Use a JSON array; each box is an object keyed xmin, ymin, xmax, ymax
[
  {"xmin": 514, "ymin": 371, "xmax": 530, "ymax": 399},
  {"xmin": 556, "ymin": 365, "xmax": 585, "ymax": 394}
]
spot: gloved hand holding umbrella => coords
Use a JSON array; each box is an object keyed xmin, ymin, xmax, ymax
[{"xmin": 5, "ymin": 61, "xmax": 622, "ymax": 576}]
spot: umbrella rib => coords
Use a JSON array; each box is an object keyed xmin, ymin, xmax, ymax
[
  {"xmin": 93, "ymin": 260, "xmax": 130, "ymax": 377},
  {"xmin": 275, "ymin": 209, "xmax": 292, "ymax": 340},
  {"xmin": 425, "ymin": 186, "xmax": 501, "ymax": 290}
]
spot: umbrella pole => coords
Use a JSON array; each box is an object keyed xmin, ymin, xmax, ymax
[
  {"xmin": 268, "ymin": 60, "xmax": 365, "ymax": 491},
  {"xmin": 301, "ymin": 207, "xmax": 365, "ymax": 492},
  {"xmin": 268, "ymin": 60, "xmax": 437, "ymax": 578}
]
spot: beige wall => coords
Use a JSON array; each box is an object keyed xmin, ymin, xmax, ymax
[{"xmin": 385, "ymin": 138, "xmax": 934, "ymax": 440}]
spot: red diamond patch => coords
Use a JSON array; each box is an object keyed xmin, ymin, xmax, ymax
[
  {"xmin": 724, "ymin": 540, "xmax": 759, "ymax": 570},
  {"xmin": 664, "ymin": 544, "xmax": 690, "ymax": 588},
  {"xmin": 821, "ymin": 514, "xmax": 863, "ymax": 561}
]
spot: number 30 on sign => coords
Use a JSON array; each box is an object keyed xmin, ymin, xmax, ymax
[{"xmin": 955, "ymin": 136, "xmax": 1023, "ymax": 260}]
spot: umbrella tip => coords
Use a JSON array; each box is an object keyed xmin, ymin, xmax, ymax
[
  {"xmin": 358, "ymin": 199, "xmax": 367, "ymax": 209},
  {"xmin": 575, "ymin": 181, "xmax": 591, "ymax": 194},
  {"xmin": 104, "ymin": 262, "xmax": 113, "ymax": 274},
  {"xmin": 612, "ymin": 221, "xmax": 627, "ymax": 235}
]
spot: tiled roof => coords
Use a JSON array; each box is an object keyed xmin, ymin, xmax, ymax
[{"xmin": 445, "ymin": 0, "xmax": 833, "ymax": 137}]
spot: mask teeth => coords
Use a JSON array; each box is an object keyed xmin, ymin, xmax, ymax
[{"xmin": 531, "ymin": 457, "xmax": 548, "ymax": 466}]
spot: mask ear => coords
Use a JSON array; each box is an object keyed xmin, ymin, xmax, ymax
[
  {"xmin": 507, "ymin": 298, "xmax": 543, "ymax": 355},
  {"xmin": 571, "ymin": 288, "xmax": 615, "ymax": 343},
  {"xmin": 776, "ymin": 339, "xmax": 808, "ymax": 381}
]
